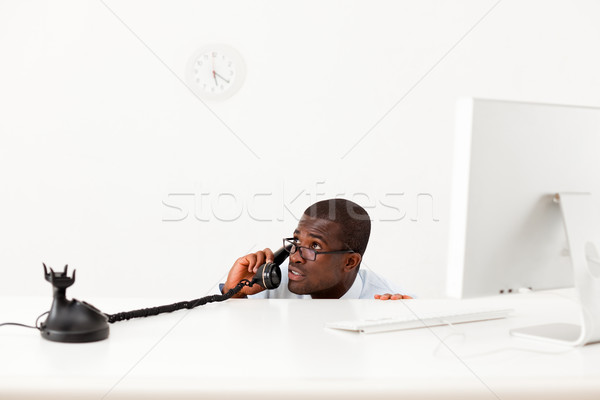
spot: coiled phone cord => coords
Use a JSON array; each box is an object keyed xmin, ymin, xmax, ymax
[{"xmin": 105, "ymin": 279, "xmax": 253, "ymax": 323}]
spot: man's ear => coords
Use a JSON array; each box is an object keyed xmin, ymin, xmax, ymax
[{"xmin": 343, "ymin": 253, "xmax": 362, "ymax": 272}]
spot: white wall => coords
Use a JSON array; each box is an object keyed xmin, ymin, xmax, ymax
[{"xmin": 1, "ymin": 0, "xmax": 599, "ymax": 301}]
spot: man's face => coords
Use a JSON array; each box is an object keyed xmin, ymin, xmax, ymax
[{"xmin": 287, "ymin": 215, "xmax": 350, "ymax": 297}]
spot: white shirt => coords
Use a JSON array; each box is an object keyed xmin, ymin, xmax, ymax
[{"xmin": 248, "ymin": 264, "xmax": 412, "ymax": 299}]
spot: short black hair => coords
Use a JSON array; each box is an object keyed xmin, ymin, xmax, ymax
[{"xmin": 303, "ymin": 198, "xmax": 371, "ymax": 257}]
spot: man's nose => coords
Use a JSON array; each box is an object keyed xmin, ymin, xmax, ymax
[{"xmin": 289, "ymin": 249, "xmax": 305, "ymax": 263}]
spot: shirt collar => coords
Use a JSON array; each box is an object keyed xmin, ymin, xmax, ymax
[{"xmin": 340, "ymin": 270, "xmax": 363, "ymax": 299}]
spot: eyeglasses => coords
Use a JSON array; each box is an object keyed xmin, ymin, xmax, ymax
[{"xmin": 283, "ymin": 238, "xmax": 355, "ymax": 262}]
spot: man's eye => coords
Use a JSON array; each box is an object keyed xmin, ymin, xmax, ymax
[{"xmin": 311, "ymin": 242, "xmax": 322, "ymax": 250}]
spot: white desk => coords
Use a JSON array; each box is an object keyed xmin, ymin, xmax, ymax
[{"xmin": 1, "ymin": 289, "xmax": 600, "ymax": 399}]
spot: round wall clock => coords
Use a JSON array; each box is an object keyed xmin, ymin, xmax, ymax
[{"xmin": 185, "ymin": 44, "xmax": 246, "ymax": 101}]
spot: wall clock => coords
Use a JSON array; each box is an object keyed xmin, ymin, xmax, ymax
[{"xmin": 186, "ymin": 44, "xmax": 246, "ymax": 101}]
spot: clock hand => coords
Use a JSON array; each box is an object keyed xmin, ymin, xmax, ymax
[
  {"xmin": 212, "ymin": 54, "xmax": 218, "ymax": 86},
  {"xmin": 214, "ymin": 71, "xmax": 230, "ymax": 84}
]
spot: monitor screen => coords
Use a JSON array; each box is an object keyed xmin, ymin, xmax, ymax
[{"xmin": 447, "ymin": 98, "xmax": 600, "ymax": 298}]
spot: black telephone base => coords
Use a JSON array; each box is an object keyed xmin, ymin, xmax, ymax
[{"xmin": 40, "ymin": 264, "xmax": 109, "ymax": 343}]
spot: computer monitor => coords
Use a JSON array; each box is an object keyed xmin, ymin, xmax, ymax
[{"xmin": 447, "ymin": 98, "xmax": 600, "ymax": 298}]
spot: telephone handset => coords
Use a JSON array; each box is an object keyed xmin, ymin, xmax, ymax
[
  {"xmin": 250, "ymin": 245, "xmax": 290, "ymax": 289},
  {"xmin": 38, "ymin": 245, "xmax": 291, "ymax": 342}
]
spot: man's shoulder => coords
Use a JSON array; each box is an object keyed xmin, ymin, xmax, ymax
[
  {"xmin": 357, "ymin": 268, "xmax": 414, "ymax": 299},
  {"xmin": 358, "ymin": 268, "xmax": 399, "ymax": 291}
]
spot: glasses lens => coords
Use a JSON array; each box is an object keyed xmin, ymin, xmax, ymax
[
  {"xmin": 283, "ymin": 239, "xmax": 317, "ymax": 261},
  {"xmin": 284, "ymin": 239, "xmax": 296, "ymax": 254},
  {"xmin": 299, "ymin": 247, "xmax": 316, "ymax": 261}
]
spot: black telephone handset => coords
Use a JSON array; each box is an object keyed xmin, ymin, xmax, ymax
[{"xmin": 250, "ymin": 245, "xmax": 291, "ymax": 290}]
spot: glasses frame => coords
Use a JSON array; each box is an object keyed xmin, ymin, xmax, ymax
[{"xmin": 283, "ymin": 238, "xmax": 355, "ymax": 262}]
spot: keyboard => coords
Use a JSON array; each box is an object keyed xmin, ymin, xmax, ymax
[{"xmin": 326, "ymin": 308, "xmax": 513, "ymax": 334}]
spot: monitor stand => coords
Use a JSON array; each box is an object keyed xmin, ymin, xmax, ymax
[{"xmin": 510, "ymin": 192, "xmax": 600, "ymax": 346}]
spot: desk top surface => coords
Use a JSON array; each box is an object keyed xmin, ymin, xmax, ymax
[{"xmin": 1, "ymin": 289, "xmax": 600, "ymax": 399}]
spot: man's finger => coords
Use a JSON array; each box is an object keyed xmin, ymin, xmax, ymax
[
  {"xmin": 389, "ymin": 294, "xmax": 413, "ymax": 300},
  {"xmin": 264, "ymin": 248, "xmax": 274, "ymax": 264},
  {"xmin": 237, "ymin": 256, "xmax": 250, "ymax": 267},
  {"xmin": 254, "ymin": 252, "xmax": 266, "ymax": 272},
  {"xmin": 244, "ymin": 254, "xmax": 257, "ymax": 272}
]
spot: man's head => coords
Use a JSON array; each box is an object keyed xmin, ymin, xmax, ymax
[{"xmin": 287, "ymin": 199, "xmax": 371, "ymax": 298}]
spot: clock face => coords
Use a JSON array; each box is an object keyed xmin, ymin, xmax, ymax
[{"xmin": 186, "ymin": 45, "xmax": 246, "ymax": 101}]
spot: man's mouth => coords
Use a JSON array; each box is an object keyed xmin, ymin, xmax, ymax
[{"xmin": 288, "ymin": 267, "xmax": 305, "ymax": 281}]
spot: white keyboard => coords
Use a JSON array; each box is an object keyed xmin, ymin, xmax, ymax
[{"xmin": 326, "ymin": 308, "xmax": 513, "ymax": 334}]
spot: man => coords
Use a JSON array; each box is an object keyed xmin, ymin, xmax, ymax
[{"xmin": 221, "ymin": 198, "xmax": 413, "ymax": 300}]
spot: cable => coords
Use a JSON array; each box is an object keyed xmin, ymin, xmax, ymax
[
  {"xmin": 0, "ymin": 322, "xmax": 38, "ymax": 329},
  {"xmin": 36, "ymin": 311, "xmax": 49, "ymax": 329},
  {"xmin": 433, "ymin": 320, "xmax": 467, "ymax": 356},
  {"xmin": 2, "ymin": 278, "xmax": 254, "ymax": 332},
  {"xmin": 0, "ymin": 311, "xmax": 49, "ymax": 331},
  {"xmin": 105, "ymin": 279, "xmax": 252, "ymax": 323}
]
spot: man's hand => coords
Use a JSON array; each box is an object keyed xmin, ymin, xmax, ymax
[
  {"xmin": 374, "ymin": 293, "xmax": 413, "ymax": 300},
  {"xmin": 222, "ymin": 248, "xmax": 275, "ymax": 298}
]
